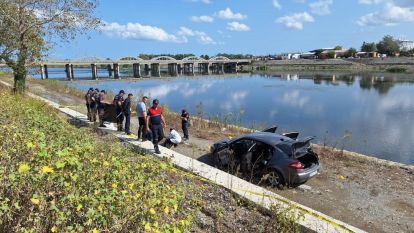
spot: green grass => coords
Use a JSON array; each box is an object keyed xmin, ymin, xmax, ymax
[
  {"xmin": 386, "ymin": 67, "xmax": 407, "ymax": 73},
  {"xmin": 0, "ymin": 87, "xmax": 203, "ymax": 232}
]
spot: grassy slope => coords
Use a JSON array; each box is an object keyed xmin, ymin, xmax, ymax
[
  {"xmin": 0, "ymin": 83, "xmax": 300, "ymax": 233},
  {"xmin": 0, "ymin": 87, "xmax": 205, "ymax": 232}
]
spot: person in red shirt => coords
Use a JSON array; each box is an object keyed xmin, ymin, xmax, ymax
[{"xmin": 146, "ymin": 99, "xmax": 166, "ymax": 154}]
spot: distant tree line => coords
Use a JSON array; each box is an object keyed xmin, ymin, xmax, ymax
[
  {"xmin": 137, "ymin": 53, "xmax": 253, "ymax": 60},
  {"xmin": 360, "ymin": 35, "xmax": 414, "ymax": 56},
  {"xmin": 138, "ymin": 54, "xmax": 196, "ymax": 60}
]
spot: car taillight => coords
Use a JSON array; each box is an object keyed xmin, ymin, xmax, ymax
[{"xmin": 289, "ymin": 161, "xmax": 304, "ymax": 170}]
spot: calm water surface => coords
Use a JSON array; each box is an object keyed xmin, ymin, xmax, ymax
[{"xmin": 52, "ymin": 72, "xmax": 414, "ymax": 165}]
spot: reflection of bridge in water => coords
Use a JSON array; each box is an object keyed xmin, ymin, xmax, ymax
[{"xmin": 36, "ymin": 56, "xmax": 252, "ymax": 80}]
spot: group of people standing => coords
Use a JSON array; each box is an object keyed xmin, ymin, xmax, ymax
[
  {"xmin": 84, "ymin": 88, "xmax": 107, "ymax": 127},
  {"xmin": 85, "ymin": 89, "xmax": 190, "ymax": 154}
]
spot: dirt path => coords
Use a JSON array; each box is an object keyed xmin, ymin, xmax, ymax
[{"xmin": 7, "ymin": 76, "xmax": 414, "ymax": 233}]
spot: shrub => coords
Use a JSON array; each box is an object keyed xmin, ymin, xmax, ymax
[
  {"xmin": 0, "ymin": 89, "xmax": 200, "ymax": 232},
  {"xmin": 386, "ymin": 67, "xmax": 406, "ymax": 73}
]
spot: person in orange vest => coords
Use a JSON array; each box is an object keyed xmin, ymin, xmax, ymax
[{"xmin": 146, "ymin": 99, "xmax": 166, "ymax": 154}]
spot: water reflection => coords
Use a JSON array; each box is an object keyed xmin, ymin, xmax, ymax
[{"xmin": 65, "ymin": 72, "xmax": 414, "ymax": 164}]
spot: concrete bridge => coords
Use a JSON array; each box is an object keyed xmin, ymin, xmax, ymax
[{"xmin": 35, "ymin": 56, "xmax": 252, "ymax": 80}]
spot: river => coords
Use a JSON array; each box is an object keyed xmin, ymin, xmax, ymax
[{"xmin": 30, "ymin": 69, "xmax": 414, "ymax": 165}]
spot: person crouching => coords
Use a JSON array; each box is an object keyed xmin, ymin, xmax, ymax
[{"xmin": 163, "ymin": 128, "xmax": 182, "ymax": 149}]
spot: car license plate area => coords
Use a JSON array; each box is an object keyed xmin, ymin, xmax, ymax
[{"xmin": 309, "ymin": 171, "xmax": 317, "ymax": 177}]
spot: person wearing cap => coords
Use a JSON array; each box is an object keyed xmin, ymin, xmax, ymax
[
  {"xmin": 146, "ymin": 99, "xmax": 166, "ymax": 154},
  {"xmin": 97, "ymin": 90, "xmax": 107, "ymax": 127},
  {"xmin": 90, "ymin": 88, "xmax": 100, "ymax": 122},
  {"xmin": 181, "ymin": 109, "xmax": 190, "ymax": 140},
  {"xmin": 136, "ymin": 96, "xmax": 149, "ymax": 141},
  {"xmin": 113, "ymin": 90, "xmax": 125, "ymax": 131},
  {"xmin": 162, "ymin": 128, "xmax": 182, "ymax": 149},
  {"xmin": 84, "ymin": 88, "xmax": 93, "ymax": 121},
  {"xmin": 123, "ymin": 93, "xmax": 134, "ymax": 135}
]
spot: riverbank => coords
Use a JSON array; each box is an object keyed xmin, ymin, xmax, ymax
[
  {"xmin": 0, "ymin": 77, "xmax": 302, "ymax": 232},
  {"xmin": 1, "ymin": 74, "xmax": 413, "ymax": 232},
  {"xmin": 250, "ymin": 57, "xmax": 414, "ymax": 73}
]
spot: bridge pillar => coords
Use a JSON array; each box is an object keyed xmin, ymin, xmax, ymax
[
  {"xmin": 107, "ymin": 64, "xmax": 113, "ymax": 78},
  {"xmin": 113, "ymin": 63, "xmax": 120, "ymax": 79},
  {"xmin": 91, "ymin": 64, "xmax": 98, "ymax": 80},
  {"xmin": 221, "ymin": 63, "xmax": 225, "ymax": 74},
  {"xmin": 151, "ymin": 63, "xmax": 160, "ymax": 77},
  {"xmin": 40, "ymin": 65, "xmax": 45, "ymax": 80},
  {"xmin": 168, "ymin": 63, "xmax": 178, "ymax": 76},
  {"xmin": 207, "ymin": 63, "xmax": 212, "ymax": 75},
  {"xmin": 177, "ymin": 64, "xmax": 183, "ymax": 75},
  {"xmin": 65, "ymin": 64, "xmax": 73, "ymax": 81},
  {"xmin": 43, "ymin": 65, "xmax": 49, "ymax": 79},
  {"xmin": 144, "ymin": 64, "xmax": 150, "ymax": 77},
  {"xmin": 70, "ymin": 64, "xmax": 75, "ymax": 80},
  {"xmin": 133, "ymin": 63, "xmax": 141, "ymax": 78}
]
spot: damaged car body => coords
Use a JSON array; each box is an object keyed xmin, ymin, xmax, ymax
[{"xmin": 210, "ymin": 127, "xmax": 320, "ymax": 188}]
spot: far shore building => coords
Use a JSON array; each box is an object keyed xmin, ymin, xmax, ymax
[
  {"xmin": 300, "ymin": 52, "xmax": 317, "ymax": 59},
  {"xmin": 396, "ymin": 38, "xmax": 414, "ymax": 52}
]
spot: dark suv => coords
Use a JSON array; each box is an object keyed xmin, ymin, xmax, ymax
[{"xmin": 210, "ymin": 128, "xmax": 320, "ymax": 188}]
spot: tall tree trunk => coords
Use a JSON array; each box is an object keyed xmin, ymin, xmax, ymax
[
  {"xmin": 13, "ymin": 65, "xmax": 26, "ymax": 94},
  {"xmin": 13, "ymin": 43, "xmax": 28, "ymax": 94}
]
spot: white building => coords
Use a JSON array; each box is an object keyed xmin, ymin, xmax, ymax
[{"xmin": 397, "ymin": 38, "xmax": 414, "ymax": 51}]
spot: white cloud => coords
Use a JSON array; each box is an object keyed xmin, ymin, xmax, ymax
[
  {"xmin": 310, "ymin": 0, "xmax": 333, "ymax": 15},
  {"xmin": 221, "ymin": 91, "xmax": 249, "ymax": 110},
  {"xmin": 276, "ymin": 12, "xmax": 315, "ymax": 30},
  {"xmin": 358, "ymin": 0, "xmax": 384, "ymax": 4},
  {"xmin": 216, "ymin": 8, "xmax": 247, "ymax": 20},
  {"xmin": 190, "ymin": 15, "xmax": 214, "ymax": 23},
  {"xmin": 272, "ymin": 0, "xmax": 282, "ymax": 9},
  {"xmin": 226, "ymin": 22, "xmax": 250, "ymax": 31},
  {"xmin": 359, "ymin": 0, "xmax": 414, "ymax": 6},
  {"xmin": 178, "ymin": 27, "xmax": 216, "ymax": 44},
  {"xmin": 357, "ymin": 2, "xmax": 414, "ymax": 26},
  {"xmin": 101, "ymin": 22, "xmax": 182, "ymax": 43},
  {"xmin": 188, "ymin": 0, "xmax": 211, "ymax": 4},
  {"xmin": 101, "ymin": 22, "xmax": 216, "ymax": 45},
  {"xmin": 282, "ymin": 90, "xmax": 309, "ymax": 108}
]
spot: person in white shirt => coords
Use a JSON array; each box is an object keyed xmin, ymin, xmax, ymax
[{"xmin": 163, "ymin": 128, "xmax": 182, "ymax": 148}]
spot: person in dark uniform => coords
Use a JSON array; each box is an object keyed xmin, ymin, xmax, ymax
[
  {"xmin": 90, "ymin": 88, "xmax": 99, "ymax": 122},
  {"xmin": 113, "ymin": 90, "xmax": 125, "ymax": 131},
  {"xmin": 85, "ymin": 88, "xmax": 93, "ymax": 121},
  {"xmin": 97, "ymin": 90, "xmax": 106, "ymax": 127},
  {"xmin": 123, "ymin": 93, "xmax": 133, "ymax": 135},
  {"xmin": 146, "ymin": 99, "xmax": 166, "ymax": 154},
  {"xmin": 181, "ymin": 109, "xmax": 190, "ymax": 140}
]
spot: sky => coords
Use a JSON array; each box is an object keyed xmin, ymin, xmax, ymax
[{"xmin": 50, "ymin": 0, "xmax": 414, "ymax": 59}]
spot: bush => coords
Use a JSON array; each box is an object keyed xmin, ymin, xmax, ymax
[
  {"xmin": 386, "ymin": 67, "xmax": 407, "ymax": 73},
  {"xmin": 0, "ymin": 89, "xmax": 200, "ymax": 232}
]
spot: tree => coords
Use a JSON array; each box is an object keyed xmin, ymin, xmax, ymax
[
  {"xmin": 347, "ymin": 48, "xmax": 357, "ymax": 58},
  {"xmin": 334, "ymin": 45, "xmax": 342, "ymax": 50},
  {"xmin": 361, "ymin": 42, "xmax": 377, "ymax": 52},
  {"xmin": 377, "ymin": 35, "xmax": 400, "ymax": 56},
  {"xmin": 0, "ymin": 0, "xmax": 101, "ymax": 93},
  {"xmin": 327, "ymin": 51, "xmax": 336, "ymax": 59}
]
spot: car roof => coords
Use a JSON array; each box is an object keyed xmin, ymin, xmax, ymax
[{"xmin": 232, "ymin": 132, "xmax": 295, "ymax": 146}]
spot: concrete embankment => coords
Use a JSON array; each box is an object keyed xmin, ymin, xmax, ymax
[{"xmin": 250, "ymin": 57, "xmax": 414, "ymax": 72}]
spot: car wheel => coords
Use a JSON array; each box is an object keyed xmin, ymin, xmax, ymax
[{"xmin": 266, "ymin": 169, "xmax": 285, "ymax": 189}]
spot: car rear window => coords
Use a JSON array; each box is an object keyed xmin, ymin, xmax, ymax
[{"xmin": 276, "ymin": 143, "xmax": 292, "ymax": 156}]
